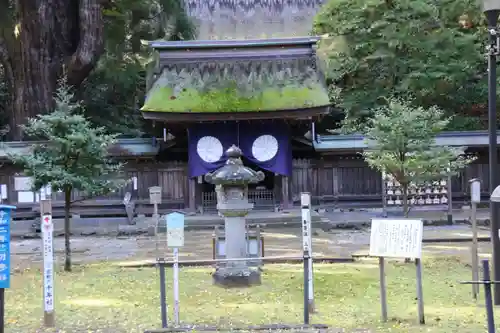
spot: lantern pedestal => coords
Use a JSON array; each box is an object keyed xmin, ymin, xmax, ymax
[
  {"xmin": 212, "ymin": 206, "xmax": 261, "ymax": 287},
  {"xmin": 205, "ymin": 146, "xmax": 265, "ymax": 288}
]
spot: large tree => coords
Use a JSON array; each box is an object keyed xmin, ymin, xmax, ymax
[
  {"xmin": 0, "ymin": 0, "xmax": 105, "ymax": 139},
  {"xmin": 313, "ymin": 0, "xmax": 491, "ymax": 133},
  {"xmin": 0, "ymin": 0, "xmax": 196, "ymax": 140}
]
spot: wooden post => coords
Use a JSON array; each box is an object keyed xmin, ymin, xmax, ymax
[
  {"xmin": 447, "ymin": 174, "xmax": 453, "ymax": 225},
  {"xmin": 282, "ymin": 176, "xmax": 290, "ymax": 209},
  {"xmin": 188, "ymin": 178, "xmax": 196, "ymax": 212},
  {"xmin": 378, "ymin": 257, "xmax": 388, "ymax": 322},
  {"xmin": 301, "ymin": 193, "xmax": 315, "ymax": 313},
  {"xmin": 415, "ymin": 258, "xmax": 425, "ymax": 324},
  {"xmin": 41, "ymin": 199, "xmax": 55, "ymax": 327}
]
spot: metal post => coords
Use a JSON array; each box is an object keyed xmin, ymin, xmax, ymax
[
  {"xmin": 0, "ymin": 289, "xmax": 4, "ymax": 333},
  {"xmin": 482, "ymin": 259, "xmax": 496, "ymax": 333},
  {"xmin": 158, "ymin": 261, "xmax": 168, "ymax": 328},
  {"xmin": 303, "ymin": 251, "xmax": 310, "ymax": 325},
  {"xmin": 487, "ymin": 23, "xmax": 500, "ymax": 305},
  {"xmin": 415, "ymin": 258, "xmax": 425, "ymax": 325},
  {"xmin": 471, "ymin": 179, "xmax": 481, "ymax": 300},
  {"xmin": 471, "ymin": 201, "xmax": 480, "ymax": 299},
  {"xmin": 173, "ymin": 248, "xmax": 180, "ymax": 326}
]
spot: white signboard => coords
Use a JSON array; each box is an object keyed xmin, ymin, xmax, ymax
[
  {"xmin": 0, "ymin": 185, "xmax": 7, "ymax": 200},
  {"xmin": 369, "ymin": 219, "xmax": 424, "ymax": 259},
  {"xmin": 166, "ymin": 212, "xmax": 185, "ymax": 248},
  {"xmin": 14, "ymin": 177, "xmax": 32, "ymax": 191},
  {"xmin": 42, "ymin": 214, "xmax": 54, "ymax": 312},
  {"xmin": 471, "ymin": 180, "xmax": 481, "ymax": 203}
]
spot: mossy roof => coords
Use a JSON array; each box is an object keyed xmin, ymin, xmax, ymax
[{"xmin": 141, "ymin": 58, "xmax": 330, "ymax": 113}]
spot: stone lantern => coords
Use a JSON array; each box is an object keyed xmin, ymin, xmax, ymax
[{"xmin": 205, "ymin": 145, "xmax": 265, "ymax": 287}]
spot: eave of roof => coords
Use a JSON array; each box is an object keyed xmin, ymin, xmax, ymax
[
  {"xmin": 0, "ymin": 138, "xmax": 160, "ymax": 159},
  {"xmin": 313, "ymin": 130, "xmax": 500, "ymax": 151},
  {"xmin": 149, "ymin": 37, "xmax": 320, "ymax": 50}
]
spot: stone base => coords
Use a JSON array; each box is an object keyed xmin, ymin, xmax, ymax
[{"xmin": 212, "ymin": 268, "xmax": 261, "ymax": 288}]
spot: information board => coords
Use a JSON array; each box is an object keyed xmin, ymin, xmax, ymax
[
  {"xmin": 369, "ymin": 219, "xmax": 424, "ymax": 259},
  {"xmin": 0, "ymin": 206, "xmax": 15, "ymax": 289},
  {"xmin": 166, "ymin": 212, "xmax": 185, "ymax": 248}
]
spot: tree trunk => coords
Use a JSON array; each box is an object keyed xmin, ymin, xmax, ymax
[
  {"xmin": 402, "ymin": 183, "xmax": 409, "ymax": 218},
  {"xmin": 0, "ymin": 0, "xmax": 104, "ymax": 140},
  {"xmin": 64, "ymin": 186, "xmax": 72, "ymax": 272},
  {"xmin": 402, "ymin": 182, "xmax": 411, "ymax": 263}
]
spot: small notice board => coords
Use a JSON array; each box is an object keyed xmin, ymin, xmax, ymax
[
  {"xmin": 369, "ymin": 219, "xmax": 425, "ymax": 325},
  {"xmin": 166, "ymin": 212, "xmax": 185, "ymax": 248}
]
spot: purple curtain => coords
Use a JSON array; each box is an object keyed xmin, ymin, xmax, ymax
[
  {"xmin": 188, "ymin": 123, "xmax": 238, "ymax": 177},
  {"xmin": 239, "ymin": 121, "xmax": 292, "ymax": 176}
]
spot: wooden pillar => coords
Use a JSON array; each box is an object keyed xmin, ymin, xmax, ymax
[
  {"xmin": 282, "ymin": 176, "xmax": 290, "ymax": 209},
  {"xmin": 188, "ymin": 177, "xmax": 196, "ymax": 212}
]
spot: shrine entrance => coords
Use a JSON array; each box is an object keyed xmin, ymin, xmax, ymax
[{"xmin": 140, "ymin": 38, "xmax": 331, "ymax": 215}]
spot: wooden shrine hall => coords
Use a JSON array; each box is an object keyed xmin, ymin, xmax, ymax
[{"xmin": 139, "ymin": 37, "xmax": 331, "ymax": 213}]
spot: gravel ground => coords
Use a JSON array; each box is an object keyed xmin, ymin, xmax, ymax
[{"xmin": 9, "ymin": 225, "xmax": 491, "ymax": 270}]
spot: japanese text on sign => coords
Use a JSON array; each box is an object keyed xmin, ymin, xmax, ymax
[
  {"xmin": 0, "ymin": 206, "xmax": 14, "ymax": 289},
  {"xmin": 42, "ymin": 213, "xmax": 54, "ymax": 312},
  {"xmin": 166, "ymin": 212, "xmax": 185, "ymax": 248},
  {"xmin": 302, "ymin": 218, "xmax": 310, "ymax": 252},
  {"xmin": 369, "ymin": 219, "xmax": 424, "ymax": 259}
]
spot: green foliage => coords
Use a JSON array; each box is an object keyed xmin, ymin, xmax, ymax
[
  {"xmin": 8, "ymin": 79, "xmax": 127, "ymax": 197},
  {"xmin": 80, "ymin": 56, "xmax": 147, "ymax": 137},
  {"xmin": 363, "ymin": 98, "xmax": 476, "ymax": 213},
  {"xmin": 313, "ymin": 0, "xmax": 491, "ymax": 132}
]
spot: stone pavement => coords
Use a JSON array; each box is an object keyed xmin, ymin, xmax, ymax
[
  {"xmin": 322, "ymin": 207, "xmax": 490, "ymax": 226},
  {"xmin": 9, "ymin": 206, "xmax": 491, "ymax": 238},
  {"xmin": 9, "ymin": 225, "xmax": 492, "ymax": 270}
]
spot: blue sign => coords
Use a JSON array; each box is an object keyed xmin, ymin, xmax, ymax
[
  {"xmin": 166, "ymin": 212, "xmax": 185, "ymax": 230},
  {"xmin": 0, "ymin": 205, "xmax": 16, "ymax": 289}
]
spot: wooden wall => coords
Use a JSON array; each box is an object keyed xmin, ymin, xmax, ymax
[
  {"xmin": 290, "ymin": 154, "xmax": 492, "ymax": 205},
  {"xmin": 0, "ymin": 161, "xmax": 188, "ymax": 208},
  {"xmin": 0, "ymin": 152, "xmax": 494, "ymax": 217}
]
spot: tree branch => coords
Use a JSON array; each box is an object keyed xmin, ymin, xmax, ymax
[{"xmin": 66, "ymin": 0, "xmax": 104, "ymax": 86}]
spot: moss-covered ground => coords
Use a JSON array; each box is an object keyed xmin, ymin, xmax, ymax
[{"xmin": 5, "ymin": 257, "xmax": 496, "ymax": 332}]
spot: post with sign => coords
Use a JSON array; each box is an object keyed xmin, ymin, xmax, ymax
[
  {"xmin": 0, "ymin": 205, "xmax": 15, "ymax": 333},
  {"xmin": 300, "ymin": 193, "xmax": 311, "ymax": 324},
  {"xmin": 300, "ymin": 192, "xmax": 314, "ymax": 314},
  {"xmin": 470, "ymin": 178, "xmax": 481, "ymax": 300},
  {"xmin": 369, "ymin": 218, "xmax": 425, "ymax": 324},
  {"xmin": 41, "ymin": 199, "xmax": 55, "ymax": 327},
  {"xmin": 149, "ymin": 187, "xmax": 168, "ymax": 328},
  {"xmin": 166, "ymin": 212, "xmax": 184, "ymax": 326}
]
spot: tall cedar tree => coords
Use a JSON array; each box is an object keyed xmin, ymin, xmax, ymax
[
  {"xmin": 363, "ymin": 98, "xmax": 476, "ymax": 217},
  {"xmin": 9, "ymin": 80, "xmax": 127, "ymax": 271},
  {"xmin": 0, "ymin": 0, "xmax": 196, "ymax": 139}
]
